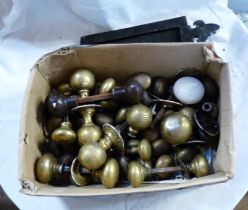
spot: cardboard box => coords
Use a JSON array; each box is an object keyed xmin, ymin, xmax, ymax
[{"xmin": 19, "ymin": 43, "xmax": 234, "ymax": 196}]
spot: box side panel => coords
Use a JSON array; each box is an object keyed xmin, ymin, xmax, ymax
[
  {"xmin": 213, "ymin": 64, "xmax": 234, "ymax": 176},
  {"xmin": 19, "ymin": 67, "xmax": 51, "ymax": 192},
  {"xmin": 37, "ymin": 43, "xmax": 208, "ymax": 86},
  {"xmin": 21, "ymin": 172, "xmax": 228, "ymax": 196}
]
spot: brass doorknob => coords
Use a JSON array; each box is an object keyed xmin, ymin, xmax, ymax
[
  {"xmin": 72, "ymin": 104, "xmax": 102, "ymax": 145},
  {"xmin": 126, "ymin": 104, "xmax": 152, "ymax": 137},
  {"xmin": 160, "ymin": 112, "xmax": 193, "ymax": 144},
  {"xmin": 78, "ymin": 123, "xmax": 124, "ymax": 170}
]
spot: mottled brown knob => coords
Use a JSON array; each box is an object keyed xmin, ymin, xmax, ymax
[
  {"xmin": 142, "ymin": 127, "xmax": 159, "ymax": 142},
  {"xmin": 133, "ymin": 72, "xmax": 152, "ymax": 90},
  {"xmin": 175, "ymin": 146, "xmax": 199, "ymax": 163},
  {"xmin": 126, "ymin": 104, "xmax": 153, "ymax": 137},
  {"xmin": 46, "ymin": 116, "xmax": 63, "ymax": 133},
  {"xmin": 51, "ymin": 121, "xmax": 76, "ymax": 143},
  {"xmin": 155, "ymin": 155, "xmax": 173, "ymax": 179},
  {"xmin": 152, "ymin": 139, "xmax": 171, "ymax": 157},
  {"xmin": 160, "ymin": 112, "xmax": 193, "ymax": 144},
  {"xmin": 70, "ymin": 69, "xmax": 95, "ymax": 98}
]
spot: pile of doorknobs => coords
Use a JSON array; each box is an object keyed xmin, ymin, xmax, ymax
[{"xmin": 36, "ymin": 69, "xmax": 220, "ymax": 188}]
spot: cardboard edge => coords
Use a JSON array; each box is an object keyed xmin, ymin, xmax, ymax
[{"xmin": 19, "ymin": 172, "xmax": 228, "ymax": 196}]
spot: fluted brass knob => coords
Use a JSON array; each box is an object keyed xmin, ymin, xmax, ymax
[
  {"xmin": 126, "ymin": 139, "xmax": 152, "ymax": 161},
  {"xmin": 160, "ymin": 112, "xmax": 193, "ymax": 144},
  {"xmin": 78, "ymin": 123, "xmax": 124, "ymax": 170},
  {"xmin": 51, "ymin": 120, "xmax": 76, "ymax": 143},
  {"xmin": 126, "ymin": 104, "xmax": 152, "ymax": 137},
  {"xmin": 155, "ymin": 155, "xmax": 173, "ymax": 179},
  {"xmin": 57, "ymin": 83, "xmax": 73, "ymax": 96},
  {"xmin": 70, "ymin": 158, "xmax": 90, "ymax": 186},
  {"xmin": 188, "ymin": 154, "xmax": 209, "ymax": 177},
  {"xmin": 70, "ymin": 69, "xmax": 95, "ymax": 98},
  {"xmin": 36, "ymin": 153, "xmax": 57, "ymax": 184},
  {"xmin": 72, "ymin": 104, "xmax": 101, "ymax": 145},
  {"xmin": 116, "ymin": 107, "xmax": 128, "ymax": 124},
  {"xmin": 94, "ymin": 158, "xmax": 120, "ymax": 188},
  {"xmin": 133, "ymin": 72, "xmax": 152, "ymax": 90}
]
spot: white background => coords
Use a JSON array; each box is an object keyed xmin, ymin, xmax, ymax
[{"xmin": 0, "ymin": 0, "xmax": 248, "ymax": 210}]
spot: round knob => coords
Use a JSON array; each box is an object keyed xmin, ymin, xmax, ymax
[
  {"xmin": 175, "ymin": 146, "xmax": 199, "ymax": 163},
  {"xmin": 72, "ymin": 104, "xmax": 101, "ymax": 145},
  {"xmin": 203, "ymin": 77, "xmax": 219, "ymax": 101},
  {"xmin": 126, "ymin": 104, "xmax": 152, "ymax": 137},
  {"xmin": 151, "ymin": 77, "xmax": 170, "ymax": 98},
  {"xmin": 46, "ymin": 91, "xmax": 70, "ymax": 117},
  {"xmin": 46, "ymin": 116, "xmax": 63, "ymax": 134},
  {"xmin": 99, "ymin": 78, "xmax": 116, "ymax": 94},
  {"xmin": 160, "ymin": 112, "xmax": 193, "ymax": 144},
  {"xmin": 125, "ymin": 80, "xmax": 144, "ymax": 104},
  {"xmin": 94, "ymin": 113, "xmax": 114, "ymax": 126},
  {"xmin": 116, "ymin": 107, "xmax": 128, "ymax": 124},
  {"xmin": 36, "ymin": 153, "xmax": 57, "ymax": 184},
  {"xmin": 179, "ymin": 106, "xmax": 195, "ymax": 124},
  {"xmin": 138, "ymin": 139, "xmax": 152, "ymax": 161},
  {"xmin": 127, "ymin": 161, "xmax": 147, "ymax": 188},
  {"xmin": 155, "ymin": 155, "xmax": 173, "ymax": 179},
  {"xmin": 78, "ymin": 124, "xmax": 124, "ymax": 170},
  {"xmin": 188, "ymin": 154, "xmax": 209, "ymax": 177},
  {"xmin": 78, "ymin": 142, "xmax": 107, "ymax": 170},
  {"xmin": 152, "ymin": 139, "xmax": 171, "ymax": 157},
  {"xmin": 133, "ymin": 72, "xmax": 152, "ymax": 90},
  {"xmin": 51, "ymin": 121, "xmax": 76, "ymax": 143},
  {"xmin": 142, "ymin": 127, "xmax": 159, "ymax": 142},
  {"xmin": 173, "ymin": 76, "xmax": 205, "ymax": 104},
  {"xmin": 99, "ymin": 78, "xmax": 117, "ymax": 109},
  {"xmin": 100, "ymin": 158, "xmax": 120, "ymax": 188},
  {"xmin": 57, "ymin": 83, "xmax": 73, "ymax": 96},
  {"xmin": 70, "ymin": 69, "xmax": 95, "ymax": 98}
]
